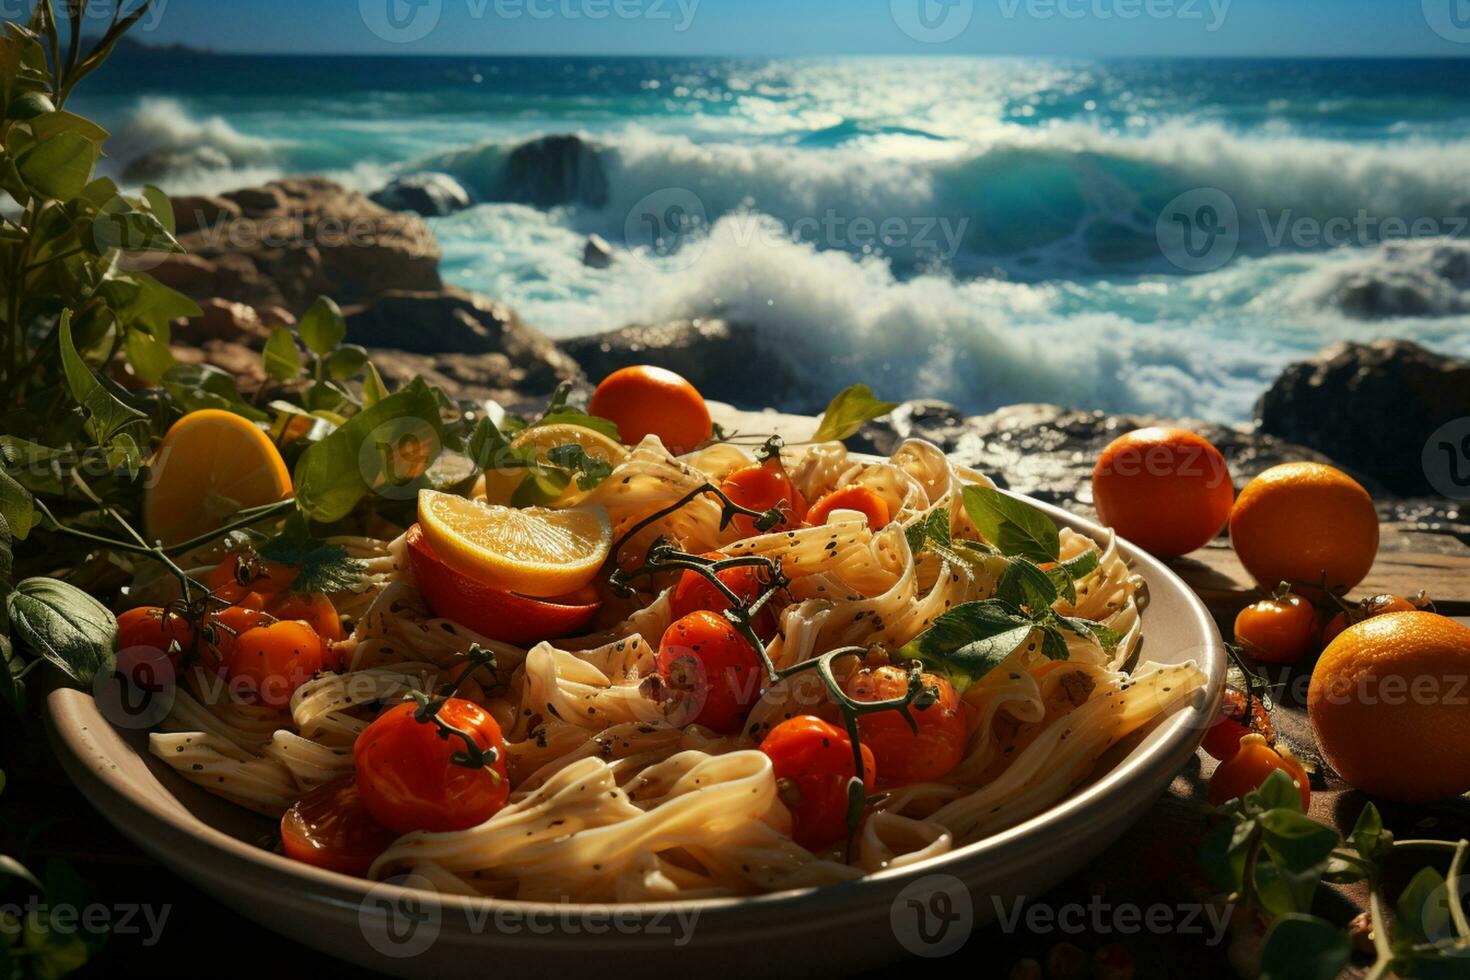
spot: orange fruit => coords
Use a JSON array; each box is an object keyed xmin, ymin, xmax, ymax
[
  {"xmin": 1308, "ymin": 611, "xmax": 1470, "ymax": 802},
  {"xmin": 416, "ymin": 489, "xmax": 611, "ymax": 598},
  {"xmin": 144, "ymin": 409, "xmax": 292, "ymax": 547},
  {"xmin": 481, "ymin": 423, "xmax": 627, "ymax": 506},
  {"xmin": 1229, "ymin": 462, "xmax": 1378, "ymax": 593},
  {"xmin": 588, "ymin": 365, "xmax": 712, "ymax": 455},
  {"xmin": 1090, "ymin": 427, "xmax": 1234, "ymax": 558}
]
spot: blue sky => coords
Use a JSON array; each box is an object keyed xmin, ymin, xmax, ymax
[{"xmin": 98, "ymin": 0, "xmax": 1470, "ymax": 56}]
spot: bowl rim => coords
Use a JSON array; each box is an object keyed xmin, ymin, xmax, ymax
[{"xmin": 46, "ymin": 476, "xmax": 1227, "ymax": 922}]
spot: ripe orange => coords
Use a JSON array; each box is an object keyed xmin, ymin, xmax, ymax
[
  {"xmin": 1090, "ymin": 427, "xmax": 1234, "ymax": 558},
  {"xmin": 1229, "ymin": 462, "xmax": 1378, "ymax": 593},
  {"xmin": 144, "ymin": 409, "xmax": 292, "ymax": 547},
  {"xmin": 1308, "ymin": 611, "xmax": 1470, "ymax": 802},
  {"xmin": 588, "ymin": 365, "xmax": 712, "ymax": 455}
]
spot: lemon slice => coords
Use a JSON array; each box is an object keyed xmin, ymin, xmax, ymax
[
  {"xmin": 417, "ymin": 490, "xmax": 613, "ymax": 597},
  {"xmin": 482, "ymin": 423, "xmax": 627, "ymax": 506}
]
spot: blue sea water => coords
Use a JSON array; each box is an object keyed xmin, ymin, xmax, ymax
[{"xmin": 79, "ymin": 52, "xmax": 1470, "ymax": 419}]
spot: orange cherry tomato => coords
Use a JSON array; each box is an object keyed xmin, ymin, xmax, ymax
[
  {"xmin": 225, "ymin": 620, "xmax": 326, "ymax": 707},
  {"xmin": 761, "ymin": 715, "xmax": 877, "ymax": 851},
  {"xmin": 807, "ymin": 486, "xmax": 891, "ymax": 529},
  {"xmin": 281, "ymin": 775, "xmax": 400, "ymax": 876},
  {"xmin": 588, "ymin": 365, "xmax": 712, "ymax": 455},
  {"xmin": 720, "ymin": 455, "xmax": 808, "ymax": 538},
  {"xmin": 207, "ymin": 550, "xmax": 297, "ymax": 597},
  {"xmin": 268, "ymin": 592, "xmax": 345, "ymax": 643},
  {"xmin": 668, "ymin": 551, "xmax": 778, "ymax": 640},
  {"xmin": 1234, "ymin": 593, "xmax": 1319, "ymax": 665},
  {"xmin": 199, "ymin": 603, "xmax": 271, "ymax": 673},
  {"xmin": 354, "ymin": 698, "xmax": 510, "ymax": 834},
  {"xmin": 1321, "ymin": 594, "xmax": 1424, "ymax": 647},
  {"xmin": 405, "ymin": 523, "xmax": 601, "ymax": 644},
  {"xmin": 656, "ymin": 610, "xmax": 765, "ymax": 734},
  {"xmin": 1200, "ymin": 687, "xmax": 1274, "ymax": 762},
  {"xmin": 1208, "ymin": 733, "xmax": 1310, "ymax": 810},
  {"xmin": 842, "ymin": 666, "xmax": 967, "ymax": 787},
  {"xmin": 116, "ymin": 605, "xmax": 194, "ymax": 666}
]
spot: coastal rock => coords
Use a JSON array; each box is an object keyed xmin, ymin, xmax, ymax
[
  {"xmin": 369, "ymin": 172, "xmax": 472, "ymax": 217},
  {"xmin": 560, "ymin": 319, "xmax": 799, "ymax": 409},
  {"xmin": 858, "ymin": 401, "xmax": 1344, "ymax": 514},
  {"xmin": 583, "ymin": 234, "xmax": 614, "ymax": 269},
  {"xmin": 156, "ymin": 178, "xmax": 441, "ymax": 314},
  {"xmin": 174, "ymin": 298, "xmax": 271, "ymax": 346},
  {"xmin": 1257, "ymin": 340, "xmax": 1470, "ymax": 496},
  {"xmin": 169, "ymin": 194, "xmax": 242, "ymax": 235},
  {"xmin": 1299, "ymin": 241, "xmax": 1470, "ymax": 319},
  {"xmin": 345, "ymin": 287, "xmax": 581, "ymax": 397},
  {"xmin": 500, "ymin": 134, "xmax": 608, "ymax": 209}
]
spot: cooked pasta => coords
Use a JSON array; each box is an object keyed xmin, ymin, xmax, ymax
[{"xmin": 149, "ymin": 436, "xmax": 1206, "ymax": 900}]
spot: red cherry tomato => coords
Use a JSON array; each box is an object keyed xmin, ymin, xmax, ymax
[
  {"xmin": 720, "ymin": 456, "xmax": 807, "ymax": 538},
  {"xmin": 843, "ymin": 666, "xmax": 967, "ymax": 787},
  {"xmin": 207, "ymin": 550, "xmax": 297, "ymax": 597},
  {"xmin": 807, "ymin": 486, "xmax": 891, "ymax": 529},
  {"xmin": 281, "ymin": 775, "xmax": 400, "ymax": 876},
  {"xmin": 1234, "ymin": 593, "xmax": 1319, "ymax": 665},
  {"xmin": 116, "ymin": 605, "xmax": 194, "ymax": 665},
  {"xmin": 1201, "ymin": 687, "xmax": 1275, "ymax": 762},
  {"xmin": 225, "ymin": 620, "xmax": 326, "ymax": 707},
  {"xmin": 668, "ymin": 551, "xmax": 778, "ymax": 640},
  {"xmin": 761, "ymin": 715, "xmax": 877, "ymax": 851},
  {"xmin": 354, "ymin": 698, "xmax": 510, "ymax": 834},
  {"xmin": 1208, "ymin": 733, "xmax": 1310, "ymax": 810},
  {"xmin": 406, "ymin": 523, "xmax": 601, "ymax": 644},
  {"xmin": 656, "ymin": 610, "xmax": 765, "ymax": 734}
]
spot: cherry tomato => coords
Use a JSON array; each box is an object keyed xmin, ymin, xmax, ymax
[
  {"xmin": 405, "ymin": 523, "xmax": 601, "ymax": 644},
  {"xmin": 843, "ymin": 666, "xmax": 966, "ymax": 787},
  {"xmin": 720, "ymin": 456, "xmax": 807, "ymax": 538},
  {"xmin": 807, "ymin": 486, "xmax": 891, "ymax": 529},
  {"xmin": 761, "ymin": 715, "xmax": 877, "ymax": 851},
  {"xmin": 1208, "ymin": 733, "xmax": 1310, "ymax": 810},
  {"xmin": 354, "ymin": 698, "xmax": 510, "ymax": 834},
  {"xmin": 668, "ymin": 551, "xmax": 778, "ymax": 640},
  {"xmin": 1321, "ymin": 594, "xmax": 1424, "ymax": 647},
  {"xmin": 199, "ymin": 603, "xmax": 271, "ymax": 672},
  {"xmin": 1200, "ymin": 687, "xmax": 1274, "ymax": 762},
  {"xmin": 116, "ymin": 606, "xmax": 194, "ymax": 665},
  {"xmin": 280, "ymin": 775, "xmax": 400, "ymax": 876},
  {"xmin": 226, "ymin": 620, "xmax": 326, "ymax": 707},
  {"xmin": 656, "ymin": 610, "xmax": 765, "ymax": 734},
  {"xmin": 1234, "ymin": 593, "xmax": 1318, "ymax": 664},
  {"xmin": 207, "ymin": 550, "xmax": 296, "ymax": 597},
  {"xmin": 268, "ymin": 592, "xmax": 345, "ymax": 643},
  {"xmin": 588, "ymin": 365, "xmax": 712, "ymax": 455}
]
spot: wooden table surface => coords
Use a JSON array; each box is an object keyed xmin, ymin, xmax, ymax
[{"xmin": 5, "ymin": 410, "xmax": 1469, "ymax": 979}]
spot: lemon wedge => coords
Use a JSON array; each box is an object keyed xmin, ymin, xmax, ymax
[
  {"xmin": 416, "ymin": 490, "xmax": 612, "ymax": 597},
  {"xmin": 482, "ymin": 423, "xmax": 627, "ymax": 506}
]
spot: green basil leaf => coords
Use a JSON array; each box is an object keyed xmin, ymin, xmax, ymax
[
  {"xmin": 1349, "ymin": 802, "xmax": 1386, "ymax": 860},
  {"xmin": 90, "ymin": 206, "xmax": 180, "ymax": 254},
  {"xmin": 1053, "ymin": 614, "xmax": 1125, "ymax": 652},
  {"xmin": 1396, "ymin": 866, "xmax": 1447, "ymax": 947},
  {"xmin": 161, "ymin": 363, "xmax": 267, "ymax": 422},
  {"xmin": 16, "ymin": 131, "xmax": 94, "ymax": 199},
  {"xmin": 1198, "ymin": 813, "xmax": 1251, "ymax": 892},
  {"xmin": 811, "ymin": 384, "xmax": 898, "ymax": 443},
  {"xmin": 262, "ymin": 327, "xmax": 303, "ymax": 382},
  {"xmin": 1045, "ymin": 549, "xmax": 1100, "ymax": 605},
  {"xmin": 962, "ymin": 486, "xmax": 1060, "ymax": 563},
  {"xmin": 1259, "ymin": 915, "xmax": 1352, "ymax": 980},
  {"xmin": 141, "ymin": 184, "xmax": 175, "ymax": 234},
  {"xmin": 123, "ymin": 326, "xmax": 175, "ymax": 384},
  {"xmin": 511, "ymin": 466, "xmax": 572, "ymax": 507},
  {"xmin": 546, "ymin": 443, "xmax": 614, "ymax": 491},
  {"xmin": 995, "ymin": 557, "xmax": 1059, "ymax": 613},
  {"xmin": 325, "ymin": 344, "xmax": 369, "ymax": 382},
  {"xmin": 293, "ymin": 377, "xmax": 444, "ymax": 523},
  {"xmin": 1249, "ymin": 768, "xmax": 1305, "ymax": 814},
  {"xmin": 1039, "ymin": 625, "xmax": 1070, "ymax": 661},
  {"xmin": 297, "ymin": 295, "xmax": 347, "ymax": 356},
  {"xmin": 362, "ymin": 361, "xmax": 390, "ymax": 408},
  {"xmin": 59, "ymin": 310, "xmax": 146, "ymax": 445},
  {"xmin": 5, "ymin": 576, "xmax": 116, "ymax": 685},
  {"xmin": 895, "ymin": 599, "xmax": 1037, "ymax": 691},
  {"xmin": 1260, "ymin": 808, "xmax": 1340, "ymax": 872},
  {"xmin": 0, "ymin": 465, "xmax": 37, "ymax": 541},
  {"xmin": 29, "ymin": 109, "xmax": 107, "ymax": 144},
  {"xmin": 102, "ymin": 275, "xmax": 201, "ymax": 336},
  {"xmin": 905, "ymin": 508, "xmax": 950, "ymax": 556}
]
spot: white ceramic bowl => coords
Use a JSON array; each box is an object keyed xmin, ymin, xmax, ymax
[{"xmin": 46, "ymin": 491, "xmax": 1225, "ymax": 977}]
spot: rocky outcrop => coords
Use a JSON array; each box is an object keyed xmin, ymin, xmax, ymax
[
  {"xmin": 583, "ymin": 234, "xmax": 614, "ymax": 269},
  {"xmin": 857, "ymin": 400, "xmax": 1345, "ymax": 515},
  {"xmin": 1257, "ymin": 340, "xmax": 1470, "ymax": 497},
  {"xmin": 561, "ymin": 319, "xmax": 798, "ymax": 409},
  {"xmin": 369, "ymin": 173, "xmax": 472, "ymax": 217},
  {"xmin": 1299, "ymin": 241, "xmax": 1470, "ymax": 319},
  {"xmin": 153, "ymin": 178, "xmax": 441, "ymax": 314},
  {"xmin": 499, "ymin": 135, "xmax": 608, "ymax": 209},
  {"xmin": 345, "ymin": 287, "xmax": 581, "ymax": 398}
]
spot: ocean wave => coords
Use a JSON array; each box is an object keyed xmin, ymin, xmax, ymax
[
  {"xmin": 418, "ymin": 124, "xmax": 1470, "ymax": 275},
  {"xmin": 104, "ymin": 97, "xmax": 279, "ymax": 187},
  {"xmin": 1285, "ymin": 238, "xmax": 1470, "ymax": 319}
]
